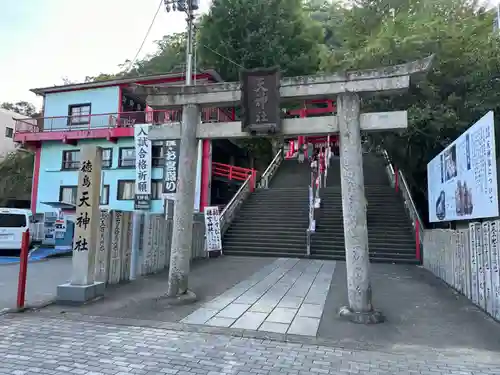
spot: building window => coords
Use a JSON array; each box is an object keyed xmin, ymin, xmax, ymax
[
  {"xmin": 100, "ymin": 185, "xmax": 110, "ymax": 205},
  {"xmin": 117, "ymin": 180, "xmax": 135, "ymax": 200},
  {"xmin": 152, "ymin": 145, "xmax": 163, "ymax": 167},
  {"xmin": 59, "ymin": 185, "xmax": 109, "ymax": 205},
  {"xmin": 5, "ymin": 127, "xmax": 13, "ymax": 138},
  {"xmin": 151, "ymin": 180, "xmax": 162, "ymax": 199},
  {"xmin": 62, "ymin": 150, "xmax": 80, "ymax": 170},
  {"xmin": 59, "ymin": 186, "xmax": 77, "ymax": 205},
  {"xmin": 118, "ymin": 147, "xmax": 135, "ymax": 168},
  {"xmin": 101, "ymin": 148, "xmax": 113, "ymax": 168},
  {"xmin": 68, "ymin": 103, "xmax": 91, "ymax": 126}
]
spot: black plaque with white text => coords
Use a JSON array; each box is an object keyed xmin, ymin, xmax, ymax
[{"xmin": 240, "ymin": 67, "xmax": 281, "ymax": 135}]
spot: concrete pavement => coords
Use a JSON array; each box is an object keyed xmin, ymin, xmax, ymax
[
  {"xmin": 0, "ymin": 314, "xmax": 498, "ymax": 375},
  {"xmin": 0, "ymin": 257, "xmax": 71, "ymax": 311}
]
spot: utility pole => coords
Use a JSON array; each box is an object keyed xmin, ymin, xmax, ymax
[
  {"xmin": 497, "ymin": 3, "xmax": 500, "ymax": 32},
  {"xmin": 164, "ymin": 0, "xmax": 200, "ymax": 299}
]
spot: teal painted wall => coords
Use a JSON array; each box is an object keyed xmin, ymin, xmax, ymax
[
  {"xmin": 43, "ymin": 86, "xmax": 120, "ymax": 130},
  {"xmin": 36, "ymin": 138, "xmax": 165, "ymax": 214}
]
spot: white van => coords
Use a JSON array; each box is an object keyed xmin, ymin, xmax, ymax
[{"xmin": 0, "ymin": 208, "xmax": 34, "ymax": 251}]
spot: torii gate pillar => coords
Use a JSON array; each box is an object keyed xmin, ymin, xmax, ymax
[{"xmin": 336, "ymin": 92, "xmax": 384, "ymax": 323}]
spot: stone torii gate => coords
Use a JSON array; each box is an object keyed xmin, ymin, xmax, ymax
[{"xmin": 132, "ymin": 55, "xmax": 433, "ymax": 323}]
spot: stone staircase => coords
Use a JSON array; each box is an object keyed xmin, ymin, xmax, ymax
[
  {"xmin": 312, "ymin": 185, "xmax": 417, "ymax": 263},
  {"xmin": 222, "ymin": 154, "xmax": 418, "ymax": 264},
  {"xmin": 313, "ymin": 154, "xmax": 417, "ymax": 263},
  {"xmin": 222, "ymin": 160, "xmax": 310, "ymax": 257}
]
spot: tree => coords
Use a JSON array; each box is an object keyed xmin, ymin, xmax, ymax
[
  {"xmin": 0, "ymin": 152, "xmax": 33, "ymax": 202},
  {"xmin": 0, "ymin": 101, "xmax": 37, "ymax": 202},
  {"xmin": 197, "ymin": 0, "xmax": 326, "ymax": 81},
  {"xmin": 84, "ymin": 33, "xmax": 188, "ymax": 83},
  {"xmin": 1, "ymin": 101, "xmax": 39, "ymax": 117},
  {"xmin": 197, "ymin": 0, "xmax": 327, "ymax": 161},
  {"xmin": 322, "ymin": 0, "xmax": 500, "ymax": 223}
]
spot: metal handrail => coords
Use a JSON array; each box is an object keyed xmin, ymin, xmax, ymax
[
  {"xmin": 220, "ymin": 149, "xmax": 284, "ymax": 233},
  {"xmin": 220, "ymin": 175, "xmax": 253, "ymax": 234},
  {"xmin": 399, "ymin": 170, "xmax": 423, "ymax": 228},
  {"xmin": 381, "ymin": 148, "xmax": 424, "ymax": 260},
  {"xmin": 257, "ymin": 149, "xmax": 283, "ymax": 189}
]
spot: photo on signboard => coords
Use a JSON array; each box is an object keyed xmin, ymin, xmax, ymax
[
  {"xmin": 440, "ymin": 154, "xmax": 444, "ymax": 183},
  {"xmin": 466, "ymin": 134, "xmax": 471, "ymax": 170},
  {"xmin": 436, "ymin": 190, "xmax": 446, "ymax": 220},
  {"xmin": 444, "ymin": 144, "xmax": 457, "ymax": 181},
  {"xmin": 455, "ymin": 180, "xmax": 473, "ymax": 216}
]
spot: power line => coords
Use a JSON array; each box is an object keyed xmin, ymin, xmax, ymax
[
  {"xmin": 201, "ymin": 43, "xmax": 246, "ymax": 70},
  {"xmin": 126, "ymin": 0, "xmax": 164, "ymax": 73}
]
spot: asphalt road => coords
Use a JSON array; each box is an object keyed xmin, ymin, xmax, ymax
[{"xmin": 0, "ymin": 257, "xmax": 71, "ymax": 311}]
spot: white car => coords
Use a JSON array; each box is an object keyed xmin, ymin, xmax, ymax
[{"xmin": 0, "ymin": 208, "xmax": 34, "ymax": 251}]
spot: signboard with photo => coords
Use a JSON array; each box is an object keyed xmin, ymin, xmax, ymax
[
  {"xmin": 204, "ymin": 206, "xmax": 222, "ymax": 252},
  {"xmin": 427, "ymin": 111, "xmax": 498, "ymax": 222},
  {"xmin": 163, "ymin": 140, "xmax": 180, "ymax": 195},
  {"xmin": 134, "ymin": 125, "xmax": 152, "ymax": 210}
]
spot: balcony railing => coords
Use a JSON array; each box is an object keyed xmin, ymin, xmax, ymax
[{"xmin": 14, "ymin": 107, "xmax": 236, "ymax": 135}]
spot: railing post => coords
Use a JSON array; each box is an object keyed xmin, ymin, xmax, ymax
[
  {"xmin": 250, "ymin": 173, "xmax": 255, "ymax": 192},
  {"xmin": 17, "ymin": 230, "xmax": 30, "ymax": 310},
  {"xmin": 415, "ymin": 219, "xmax": 421, "ymax": 262},
  {"xmin": 228, "ymin": 165, "xmax": 233, "ymax": 181},
  {"xmin": 395, "ymin": 167, "xmax": 399, "ymax": 192}
]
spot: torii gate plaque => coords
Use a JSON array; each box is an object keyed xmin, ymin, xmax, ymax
[
  {"xmin": 240, "ymin": 66, "xmax": 281, "ymax": 135},
  {"xmin": 132, "ymin": 55, "xmax": 434, "ymax": 323}
]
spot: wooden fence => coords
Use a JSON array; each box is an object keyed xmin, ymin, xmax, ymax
[
  {"xmin": 423, "ymin": 220, "xmax": 500, "ymax": 321},
  {"xmin": 95, "ymin": 211, "xmax": 206, "ymax": 285}
]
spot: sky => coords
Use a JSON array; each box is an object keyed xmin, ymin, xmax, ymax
[
  {"xmin": 0, "ymin": 0, "xmax": 498, "ymax": 109},
  {"xmin": 0, "ymin": 0, "xmax": 212, "ymax": 108}
]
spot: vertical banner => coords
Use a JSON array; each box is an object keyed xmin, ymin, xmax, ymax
[
  {"xmin": 491, "ymin": 220, "xmax": 500, "ymax": 320},
  {"xmin": 204, "ymin": 206, "xmax": 222, "ymax": 252},
  {"xmin": 163, "ymin": 140, "xmax": 180, "ymax": 195},
  {"xmin": 134, "ymin": 125, "xmax": 152, "ymax": 210},
  {"xmin": 483, "ymin": 221, "xmax": 492, "ymax": 313},
  {"xmin": 470, "ymin": 222, "xmax": 479, "ymax": 305}
]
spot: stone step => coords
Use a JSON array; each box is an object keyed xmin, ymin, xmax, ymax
[
  {"xmin": 312, "ymin": 236, "xmax": 416, "ymax": 246},
  {"xmin": 223, "ymin": 244, "xmax": 306, "ymax": 254}
]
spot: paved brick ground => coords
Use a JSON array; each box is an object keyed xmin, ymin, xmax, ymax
[
  {"xmin": 39, "ymin": 256, "xmax": 274, "ymax": 322},
  {"xmin": 182, "ymin": 259, "xmax": 335, "ymax": 335},
  {"xmin": 0, "ymin": 315, "xmax": 499, "ymax": 375},
  {"xmin": 0, "ymin": 257, "xmax": 71, "ymax": 311}
]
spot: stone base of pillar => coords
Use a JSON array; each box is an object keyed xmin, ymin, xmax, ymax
[
  {"xmin": 160, "ymin": 289, "xmax": 197, "ymax": 306},
  {"xmin": 56, "ymin": 282, "xmax": 105, "ymax": 305},
  {"xmin": 338, "ymin": 306, "xmax": 385, "ymax": 324}
]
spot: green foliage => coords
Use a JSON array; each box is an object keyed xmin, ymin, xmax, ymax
[
  {"xmin": 197, "ymin": 0, "xmax": 326, "ymax": 81},
  {"xmin": 0, "ymin": 151, "xmax": 33, "ymax": 201},
  {"xmin": 0, "ymin": 103, "xmax": 37, "ymax": 200},
  {"xmin": 322, "ymin": 0, "xmax": 500, "ymax": 218},
  {"xmin": 1, "ymin": 101, "xmax": 39, "ymax": 117},
  {"xmin": 197, "ymin": 0, "xmax": 327, "ymax": 161},
  {"xmin": 85, "ymin": 33, "xmax": 188, "ymax": 82}
]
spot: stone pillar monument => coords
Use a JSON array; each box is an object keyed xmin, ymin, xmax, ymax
[{"xmin": 57, "ymin": 145, "xmax": 105, "ymax": 304}]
